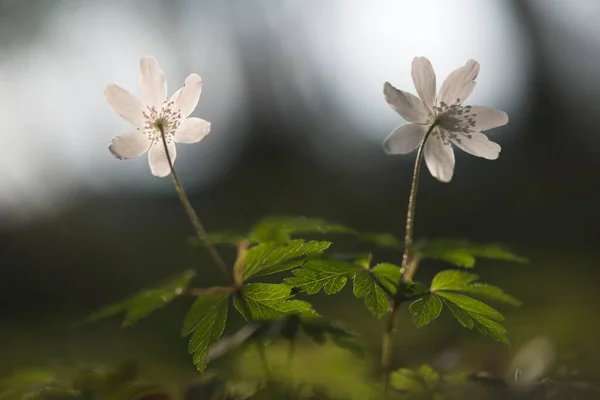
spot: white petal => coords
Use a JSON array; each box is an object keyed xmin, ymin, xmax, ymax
[
  {"xmin": 469, "ymin": 106, "xmax": 509, "ymax": 131},
  {"xmin": 148, "ymin": 140, "xmax": 177, "ymax": 178},
  {"xmin": 452, "ymin": 131, "xmax": 501, "ymax": 160},
  {"xmin": 139, "ymin": 56, "xmax": 167, "ymax": 107},
  {"xmin": 174, "ymin": 118, "xmax": 211, "ymax": 144},
  {"xmin": 424, "ymin": 130, "xmax": 455, "ymax": 183},
  {"xmin": 169, "ymin": 73, "xmax": 202, "ymax": 118},
  {"xmin": 383, "ymin": 82, "xmax": 429, "ymax": 123},
  {"xmin": 382, "ymin": 123, "xmax": 427, "ymax": 155},
  {"xmin": 437, "ymin": 59, "xmax": 480, "ymax": 106},
  {"xmin": 108, "ymin": 131, "xmax": 152, "ymax": 159},
  {"xmin": 104, "ymin": 84, "xmax": 146, "ymax": 127},
  {"xmin": 411, "ymin": 57, "xmax": 436, "ymax": 109}
]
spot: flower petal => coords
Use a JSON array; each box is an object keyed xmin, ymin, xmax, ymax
[
  {"xmin": 437, "ymin": 59, "xmax": 480, "ymax": 106},
  {"xmin": 174, "ymin": 117, "xmax": 211, "ymax": 144},
  {"xmin": 148, "ymin": 140, "xmax": 177, "ymax": 178},
  {"xmin": 452, "ymin": 131, "xmax": 501, "ymax": 160},
  {"xmin": 383, "ymin": 123, "xmax": 427, "ymax": 155},
  {"xmin": 383, "ymin": 82, "xmax": 429, "ymax": 123},
  {"xmin": 469, "ymin": 106, "xmax": 509, "ymax": 131},
  {"xmin": 104, "ymin": 84, "xmax": 146, "ymax": 127},
  {"xmin": 411, "ymin": 57, "xmax": 436, "ymax": 109},
  {"xmin": 139, "ymin": 56, "xmax": 167, "ymax": 108},
  {"xmin": 169, "ymin": 73, "xmax": 202, "ymax": 118},
  {"xmin": 109, "ymin": 131, "xmax": 152, "ymax": 159},
  {"xmin": 424, "ymin": 129, "xmax": 455, "ymax": 183}
]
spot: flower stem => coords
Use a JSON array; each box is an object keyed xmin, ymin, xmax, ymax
[
  {"xmin": 158, "ymin": 128, "xmax": 231, "ymax": 282},
  {"xmin": 401, "ymin": 122, "xmax": 437, "ymax": 277},
  {"xmin": 381, "ymin": 122, "xmax": 438, "ymax": 394}
]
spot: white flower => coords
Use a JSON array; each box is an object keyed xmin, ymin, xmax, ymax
[
  {"xmin": 105, "ymin": 56, "xmax": 211, "ymax": 177},
  {"xmin": 383, "ymin": 57, "xmax": 508, "ymax": 182}
]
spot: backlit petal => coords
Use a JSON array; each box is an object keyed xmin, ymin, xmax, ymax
[
  {"xmin": 139, "ymin": 56, "xmax": 167, "ymax": 107},
  {"xmin": 411, "ymin": 57, "xmax": 436, "ymax": 109},
  {"xmin": 424, "ymin": 130, "xmax": 455, "ymax": 183},
  {"xmin": 382, "ymin": 123, "xmax": 427, "ymax": 155},
  {"xmin": 383, "ymin": 82, "xmax": 429, "ymax": 123},
  {"xmin": 104, "ymin": 84, "xmax": 146, "ymax": 127},
  {"xmin": 148, "ymin": 140, "xmax": 177, "ymax": 178},
  {"xmin": 108, "ymin": 131, "xmax": 152, "ymax": 159},
  {"xmin": 452, "ymin": 131, "xmax": 501, "ymax": 160},
  {"xmin": 174, "ymin": 118, "xmax": 211, "ymax": 144},
  {"xmin": 170, "ymin": 73, "xmax": 202, "ymax": 118},
  {"xmin": 437, "ymin": 59, "xmax": 480, "ymax": 106},
  {"xmin": 469, "ymin": 106, "xmax": 509, "ymax": 131}
]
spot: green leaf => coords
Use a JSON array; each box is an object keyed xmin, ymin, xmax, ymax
[
  {"xmin": 182, "ymin": 293, "xmax": 229, "ymax": 372},
  {"xmin": 353, "ymin": 271, "xmax": 391, "ymax": 318},
  {"xmin": 409, "ymin": 295, "xmax": 443, "ymax": 328},
  {"xmin": 455, "ymin": 283, "xmax": 521, "ymax": 306},
  {"xmin": 249, "ymin": 215, "xmax": 356, "ymax": 243},
  {"xmin": 371, "ymin": 263, "xmax": 401, "ymax": 294},
  {"xmin": 234, "ymin": 283, "xmax": 316, "ymax": 321},
  {"xmin": 435, "ymin": 292, "xmax": 504, "ymax": 322},
  {"xmin": 242, "ymin": 240, "xmax": 331, "ymax": 280},
  {"xmin": 431, "ymin": 270, "xmax": 479, "ymax": 291},
  {"xmin": 431, "ymin": 270, "xmax": 521, "ymax": 306},
  {"xmin": 86, "ymin": 270, "xmax": 195, "ymax": 326},
  {"xmin": 186, "ymin": 232, "xmax": 245, "ymax": 247},
  {"xmin": 284, "ymin": 259, "xmax": 358, "ymax": 295},
  {"xmin": 419, "ymin": 239, "xmax": 527, "ymax": 267},
  {"xmin": 441, "ymin": 298, "xmax": 509, "ymax": 344}
]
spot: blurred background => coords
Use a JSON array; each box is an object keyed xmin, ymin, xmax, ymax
[{"xmin": 1, "ymin": 0, "xmax": 600, "ymax": 396}]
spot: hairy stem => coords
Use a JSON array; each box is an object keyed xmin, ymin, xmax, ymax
[
  {"xmin": 381, "ymin": 122, "xmax": 437, "ymax": 394},
  {"xmin": 158, "ymin": 128, "xmax": 231, "ymax": 282}
]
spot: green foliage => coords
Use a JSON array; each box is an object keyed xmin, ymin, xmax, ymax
[
  {"xmin": 234, "ymin": 283, "xmax": 316, "ymax": 321},
  {"xmin": 390, "ymin": 365, "xmax": 442, "ymax": 399},
  {"xmin": 243, "ymin": 240, "xmax": 331, "ymax": 280},
  {"xmin": 299, "ymin": 318, "xmax": 365, "ymax": 358},
  {"xmin": 0, "ymin": 362, "xmax": 169, "ymax": 400},
  {"xmin": 409, "ymin": 270, "xmax": 519, "ymax": 344},
  {"xmin": 409, "ymin": 295, "xmax": 443, "ymax": 328},
  {"xmin": 353, "ymin": 270, "xmax": 391, "ymax": 318},
  {"xmin": 85, "ymin": 270, "xmax": 195, "ymax": 326},
  {"xmin": 182, "ymin": 292, "xmax": 230, "ymax": 372},
  {"xmin": 418, "ymin": 239, "xmax": 527, "ymax": 268},
  {"xmin": 284, "ymin": 259, "xmax": 358, "ymax": 295},
  {"xmin": 249, "ymin": 215, "xmax": 357, "ymax": 243}
]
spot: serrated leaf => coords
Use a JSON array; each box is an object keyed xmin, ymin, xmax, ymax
[
  {"xmin": 284, "ymin": 259, "xmax": 358, "ymax": 295},
  {"xmin": 371, "ymin": 263, "xmax": 401, "ymax": 294},
  {"xmin": 182, "ymin": 293, "xmax": 229, "ymax": 372},
  {"xmin": 455, "ymin": 283, "xmax": 521, "ymax": 306},
  {"xmin": 431, "ymin": 270, "xmax": 479, "ymax": 291},
  {"xmin": 249, "ymin": 215, "xmax": 357, "ymax": 243},
  {"xmin": 409, "ymin": 295, "xmax": 443, "ymax": 328},
  {"xmin": 431, "ymin": 270, "xmax": 521, "ymax": 306},
  {"xmin": 419, "ymin": 239, "xmax": 527, "ymax": 268},
  {"xmin": 86, "ymin": 270, "xmax": 195, "ymax": 326},
  {"xmin": 234, "ymin": 283, "xmax": 316, "ymax": 321},
  {"xmin": 441, "ymin": 298, "xmax": 509, "ymax": 344},
  {"xmin": 242, "ymin": 240, "xmax": 331, "ymax": 280},
  {"xmin": 436, "ymin": 292, "xmax": 504, "ymax": 322},
  {"xmin": 353, "ymin": 271, "xmax": 390, "ymax": 318}
]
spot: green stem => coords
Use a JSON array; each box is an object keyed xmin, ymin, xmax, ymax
[
  {"xmin": 381, "ymin": 122, "xmax": 437, "ymax": 394},
  {"xmin": 256, "ymin": 341, "xmax": 274, "ymax": 384},
  {"xmin": 401, "ymin": 122, "xmax": 437, "ymax": 277},
  {"xmin": 158, "ymin": 128, "xmax": 231, "ymax": 282}
]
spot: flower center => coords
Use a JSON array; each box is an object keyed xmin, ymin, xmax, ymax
[
  {"xmin": 142, "ymin": 101, "xmax": 182, "ymax": 144},
  {"xmin": 431, "ymin": 99, "xmax": 477, "ymax": 144}
]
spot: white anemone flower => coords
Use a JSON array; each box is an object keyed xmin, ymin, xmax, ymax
[
  {"xmin": 105, "ymin": 56, "xmax": 211, "ymax": 177},
  {"xmin": 383, "ymin": 57, "xmax": 508, "ymax": 182}
]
